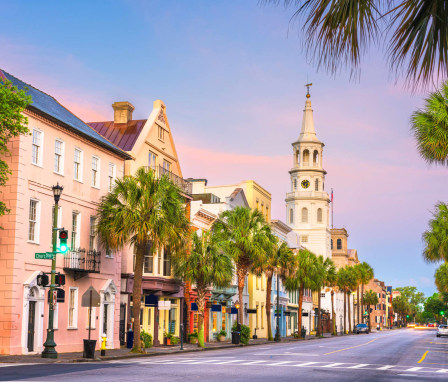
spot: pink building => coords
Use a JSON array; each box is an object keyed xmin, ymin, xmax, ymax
[{"xmin": 0, "ymin": 70, "xmax": 130, "ymax": 355}]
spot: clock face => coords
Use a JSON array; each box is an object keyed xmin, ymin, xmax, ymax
[{"xmin": 301, "ymin": 180, "xmax": 310, "ymax": 189}]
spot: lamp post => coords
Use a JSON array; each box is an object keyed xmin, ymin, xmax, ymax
[
  {"xmin": 42, "ymin": 183, "xmax": 63, "ymax": 358},
  {"xmin": 274, "ymin": 273, "xmax": 280, "ymax": 342},
  {"xmin": 235, "ymin": 301, "xmax": 241, "ymax": 331}
]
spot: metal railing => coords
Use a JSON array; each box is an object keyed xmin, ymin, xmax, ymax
[
  {"xmin": 63, "ymin": 248, "xmax": 101, "ymax": 273},
  {"xmin": 145, "ymin": 165, "xmax": 192, "ymax": 195}
]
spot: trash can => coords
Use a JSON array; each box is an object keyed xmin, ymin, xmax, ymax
[
  {"xmin": 231, "ymin": 331, "xmax": 240, "ymax": 345},
  {"xmin": 301, "ymin": 328, "xmax": 306, "ymax": 339},
  {"xmin": 83, "ymin": 339, "xmax": 97, "ymax": 359},
  {"xmin": 126, "ymin": 329, "xmax": 134, "ymax": 349}
]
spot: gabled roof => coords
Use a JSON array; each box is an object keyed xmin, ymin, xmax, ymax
[
  {"xmin": 0, "ymin": 69, "xmax": 130, "ymax": 159},
  {"xmin": 88, "ymin": 120, "xmax": 146, "ymax": 151}
]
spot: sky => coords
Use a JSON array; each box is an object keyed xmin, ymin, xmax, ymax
[{"xmin": 1, "ymin": 0, "xmax": 446, "ymax": 296}]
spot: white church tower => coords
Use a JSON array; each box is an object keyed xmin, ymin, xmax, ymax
[{"xmin": 286, "ymin": 88, "xmax": 331, "ymax": 259}]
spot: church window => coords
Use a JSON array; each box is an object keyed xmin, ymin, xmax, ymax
[
  {"xmin": 303, "ymin": 150, "xmax": 310, "ymax": 166},
  {"xmin": 301, "ymin": 235, "xmax": 308, "ymax": 243},
  {"xmin": 301, "ymin": 207, "xmax": 308, "ymax": 223},
  {"xmin": 317, "ymin": 208, "xmax": 323, "ymax": 223},
  {"xmin": 289, "ymin": 208, "xmax": 294, "ymax": 224},
  {"xmin": 337, "ymin": 239, "xmax": 342, "ymax": 250},
  {"xmin": 331, "ymin": 239, "xmax": 333, "ymax": 249},
  {"xmin": 315, "ymin": 179, "xmax": 319, "ymax": 191},
  {"xmin": 313, "ymin": 150, "xmax": 319, "ymax": 166},
  {"xmin": 293, "ymin": 179, "xmax": 297, "ymax": 190}
]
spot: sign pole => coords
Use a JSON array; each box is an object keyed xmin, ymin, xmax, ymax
[
  {"xmin": 42, "ymin": 200, "xmax": 59, "ymax": 358},
  {"xmin": 88, "ymin": 289, "xmax": 92, "ymax": 341}
]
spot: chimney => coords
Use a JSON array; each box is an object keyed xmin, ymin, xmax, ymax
[{"xmin": 112, "ymin": 101, "xmax": 135, "ymax": 124}]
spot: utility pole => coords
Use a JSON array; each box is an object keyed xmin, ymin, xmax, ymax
[{"xmin": 42, "ymin": 184, "xmax": 63, "ymax": 358}]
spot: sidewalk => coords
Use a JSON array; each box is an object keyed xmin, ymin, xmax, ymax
[{"xmin": 0, "ymin": 334, "xmax": 334, "ymax": 364}]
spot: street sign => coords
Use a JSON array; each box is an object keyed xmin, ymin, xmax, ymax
[
  {"xmin": 81, "ymin": 286, "xmax": 101, "ymax": 307},
  {"xmin": 35, "ymin": 252, "xmax": 55, "ymax": 260}
]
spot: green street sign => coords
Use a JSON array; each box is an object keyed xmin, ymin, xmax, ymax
[{"xmin": 35, "ymin": 252, "xmax": 55, "ymax": 260}]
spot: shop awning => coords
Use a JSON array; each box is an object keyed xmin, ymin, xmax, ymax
[
  {"xmin": 211, "ymin": 304, "xmax": 222, "ymax": 312},
  {"xmin": 191, "ymin": 302, "xmax": 198, "ymax": 311},
  {"xmin": 144, "ymin": 294, "xmax": 158, "ymax": 307}
]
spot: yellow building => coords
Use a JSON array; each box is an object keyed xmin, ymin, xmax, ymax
[{"xmin": 89, "ymin": 100, "xmax": 191, "ymax": 345}]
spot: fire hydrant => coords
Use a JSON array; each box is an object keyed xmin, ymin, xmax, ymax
[{"xmin": 101, "ymin": 334, "xmax": 107, "ymax": 356}]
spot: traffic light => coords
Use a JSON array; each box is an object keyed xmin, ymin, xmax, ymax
[
  {"xmin": 406, "ymin": 314, "xmax": 410, "ymax": 318},
  {"xmin": 58, "ymin": 230, "xmax": 69, "ymax": 253},
  {"xmin": 364, "ymin": 310, "xmax": 368, "ymax": 316},
  {"xmin": 440, "ymin": 311, "xmax": 445, "ymax": 316},
  {"xmin": 55, "ymin": 273, "xmax": 65, "ymax": 286}
]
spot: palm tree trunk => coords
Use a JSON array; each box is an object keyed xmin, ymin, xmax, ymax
[
  {"xmin": 196, "ymin": 287, "xmax": 206, "ymax": 348},
  {"xmin": 357, "ymin": 286, "xmax": 360, "ymax": 325},
  {"xmin": 316, "ymin": 291, "xmax": 321, "ymax": 337},
  {"xmin": 298, "ymin": 286, "xmax": 304, "ymax": 334},
  {"xmin": 266, "ymin": 274, "xmax": 273, "ymax": 341},
  {"xmin": 331, "ymin": 289, "xmax": 336, "ymax": 336},
  {"xmin": 343, "ymin": 291, "xmax": 347, "ymax": 335},
  {"xmin": 361, "ymin": 283, "xmax": 365, "ymax": 323},
  {"xmin": 184, "ymin": 281, "xmax": 191, "ymax": 338},
  {"xmin": 237, "ymin": 265, "xmax": 247, "ymax": 327},
  {"xmin": 347, "ymin": 292, "xmax": 352, "ymax": 333},
  {"xmin": 132, "ymin": 243, "xmax": 145, "ymax": 352}
]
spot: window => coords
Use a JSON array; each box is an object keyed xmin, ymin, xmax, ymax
[
  {"xmin": 315, "ymin": 179, "xmax": 319, "ymax": 191},
  {"xmin": 148, "ymin": 151, "xmax": 157, "ymax": 170},
  {"xmin": 32, "ymin": 129, "xmax": 43, "ymax": 166},
  {"xmin": 331, "ymin": 239, "xmax": 333, "ymax": 249},
  {"xmin": 317, "ymin": 208, "xmax": 323, "ymax": 223},
  {"xmin": 108, "ymin": 163, "xmax": 116, "ymax": 192},
  {"xmin": 28, "ymin": 199, "xmax": 40, "ymax": 242},
  {"xmin": 158, "ymin": 126, "xmax": 165, "ymax": 141},
  {"xmin": 54, "ymin": 140, "xmax": 64, "ymax": 174},
  {"xmin": 71, "ymin": 212, "xmax": 80, "ymax": 250},
  {"xmin": 74, "ymin": 148, "xmax": 83, "ymax": 181},
  {"xmin": 337, "ymin": 239, "xmax": 342, "ymax": 250},
  {"xmin": 133, "ymin": 243, "xmax": 153, "ymax": 273},
  {"xmin": 91, "ymin": 156, "xmax": 100, "ymax": 188},
  {"xmin": 313, "ymin": 150, "xmax": 319, "ymax": 166},
  {"xmin": 256, "ymin": 304, "xmax": 259, "ymax": 329},
  {"xmin": 301, "ymin": 235, "xmax": 308, "ymax": 243},
  {"xmin": 320, "ymin": 293, "xmax": 326, "ymax": 298},
  {"xmin": 293, "ymin": 179, "xmax": 297, "ymax": 190},
  {"xmin": 301, "ymin": 207, "xmax": 308, "ymax": 223},
  {"xmin": 303, "ymin": 149, "xmax": 310, "ymax": 165},
  {"xmin": 162, "ymin": 159, "xmax": 171, "ymax": 173},
  {"xmin": 163, "ymin": 247, "xmax": 171, "ymax": 276},
  {"xmin": 261, "ymin": 304, "xmax": 264, "ymax": 329},
  {"xmin": 289, "ymin": 208, "xmax": 294, "ymax": 224},
  {"xmin": 89, "ymin": 216, "xmax": 96, "ymax": 250},
  {"xmin": 68, "ymin": 288, "xmax": 78, "ymax": 328}
]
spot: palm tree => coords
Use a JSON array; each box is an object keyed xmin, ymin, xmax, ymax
[
  {"xmin": 314, "ymin": 256, "xmax": 334, "ymax": 337},
  {"xmin": 435, "ymin": 263, "xmax": 448, "ymax": 294},
  {"xmin": 212, "ymin": 207, "xmax": 270, "ymax": 326},
  {"xmin": 324, "ymin": 260, "xmax": 338, "ymax": 335},
  {"xmin": 96, "ymin": 167, "xmax": 189, "ymax": 351},
  {"xmin": 284, "ymin": 248, "xmax": 319, "ymax": 335},
  {"xmin": 172, "ymin": 230, "xmax": 233, "ymax": 347},
  {"xmin": 352, "ymin": 264, "xmax": 363, "ymax": 326},
  {"xmin": 411, "ymin": 82, "xmax": 448, "ymax": 165},
  {"xmin": 345, "ymin": 266, "xmax": 359, "ymax": 334},
  {"xmin": 358, "ymin": 262, "xmax": 374, "ymax": 323},
  {"xmin": 264, "ymin": 0, "xmax": 448, "ymax": 87},
  {"xmin": 423, "ymin": 203, "xmax": 448, "ymax": 263},
  {"xmin": 364, "ymin": 290, "xmax": 379, "ymax": 332},
  {"xmin": 253, "ymin": 235, "xmax": 294, "ymax": 340}
]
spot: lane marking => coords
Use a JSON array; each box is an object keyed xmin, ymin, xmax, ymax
[
  {"xmin": 418, "ymin": 350, "xmax": 429, "ymax": 364},
  {"xmin": 240, "ymin": 360, "xmax": 266, "ymax": 365},
  {"xmin": 349, "ymin": 364, "xmax": 369, "ymax": 369},
  {"xmin": 377, "ymin": 365, "xmax": 394, "ymax": 370},
  {"xmin": 322, "ymin": 363, "xmax": 344, "ymax": 368},
  {"xmin": 293, "ymin": 362, "xmax": 319, "ymax": 367},
  {"xmin": 436, "ymin": 369, "xmax": 448, "ymax": 373},
  {"xmin": 406, "ymin": 367, "xmax": 422, "ymax": 371},
  {"xmin": 268, "ymin": 361, "xmax": 292, "ymax": 366},
  {"xmin": 213, "ymin": 360, "xmax": 243, "ymax": 365},
  {"xmin": 324, "ymin": 338, "xmax": 380, "ymax": 355}
]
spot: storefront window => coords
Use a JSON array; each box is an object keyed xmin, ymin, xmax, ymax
[
  {"xmin": 212, "ymin": 312, "xmax": 217, "ymax": 333},
  {"xmin": 222, "ymin": 306, "xmax": 226, "ymax": 331}
]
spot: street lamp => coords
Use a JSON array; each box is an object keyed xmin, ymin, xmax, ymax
[
  {"xmin": 235, "ymin": 301, "xmax": 241, "ymax": 331},
  {"xmin": 274, "ymin": 272, "xmax": 280, "ymax": 342},
  {"xmin": 42, "ymin": 183, "xmax": 63, "ymax": 358}
]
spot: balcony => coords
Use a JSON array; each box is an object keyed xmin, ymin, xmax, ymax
[
  {"xmin": 63, "ymin": 249, "xmax": 101, "ymax": 279},
  {"xmin": 145, "ymin": 165, "xmax": 192, "ymax": 195}
]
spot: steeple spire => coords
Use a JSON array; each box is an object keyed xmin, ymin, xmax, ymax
[{"xmin": 298, "ymin": 85, "xmax": 321, "ymax": 143}]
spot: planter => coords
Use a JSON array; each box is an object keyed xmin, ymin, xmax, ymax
[
  {"xmin": 218, "ymin": 335, "xmax": 226, "ymax": 342},
  {"xmin": 189, "ymin": 337, "xmax": 198, "ymax": 344},
  {"xmin": 165, "ymin": 338, "xmax": 171, "ymax": 346}
]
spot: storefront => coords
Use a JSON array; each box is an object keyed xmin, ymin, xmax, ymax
[{"xmin": 208, "ymin": 286, "xmax": 237, "ymax": 340}]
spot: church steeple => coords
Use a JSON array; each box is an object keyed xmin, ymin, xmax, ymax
[{"xmin": 298, "ymin": 90, "xmax": 321, "ymax": 143}]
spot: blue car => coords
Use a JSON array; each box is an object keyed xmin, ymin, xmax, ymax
[{"xmin": 354, "ymin": 323, "xmax": 369, "ymax": 334}]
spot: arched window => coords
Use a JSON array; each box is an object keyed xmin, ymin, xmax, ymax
[
  {"xmin": 337, "ymin": 239, "xmax": 342, "ymax": 250},
  {"xmin": 303, "ymin": 150, "xmax": 310, "ymax": 165},
  {"xmin": 296, "ymin": 151, "xmax": 300, "ymax": 165},
  {"xmin": 289, "ymin": 208, "xmax": 294, "ymax": 224},
  {"xmin": 293, "ymin": 179, "xmax": 297, "ymax": 190},
  {"xmin": 315, "ymin": 179, "xmax": 319, "ymax": 191},
  {"xmin": 317, "ymin": 208, "xmax": 323, "ymax": 223},
  {"xmin": 301, "ymin": 207, "xmax": 308, "ymax": 223},
  {"xmin": 331, "ymin": 239, "xmax": 333, "ymax": 249},
  {"xmin": 313, "ymin": 150, "xmax": 319, "ymax": 166}
]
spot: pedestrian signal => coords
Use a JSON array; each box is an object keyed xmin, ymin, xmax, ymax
[
  {"xmin": 37, "ymin": 274, "xmax": 49, "ymax": 287},
  {"xmin": 59, "ymin": 230, "xmax": 69, "ymax": 253},
  {"xmin": 55, "ymin": 273, "xmax": 66, "ymax": 286}
]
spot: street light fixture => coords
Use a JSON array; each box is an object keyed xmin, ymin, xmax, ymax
[
  {"xmin": 274, "ymin": 272, "xmax": 280, "ymax": 342},
  {"xmin": 42, "ymin": 184, "xmax": 63, "ymax": 358}
]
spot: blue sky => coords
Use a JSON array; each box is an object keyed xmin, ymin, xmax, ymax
[{"xmin": 1, "ymin": 0, "xmax": 446, "ymax": 296}]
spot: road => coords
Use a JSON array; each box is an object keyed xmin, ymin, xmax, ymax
[{"xmin": 1, "ymin": 329, "xmax": 447, "ymax": 381}]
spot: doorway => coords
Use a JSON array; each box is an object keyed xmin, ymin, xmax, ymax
[{"xmin": 27, "ymin": 301, "xmax": 36, "ymax": 352}]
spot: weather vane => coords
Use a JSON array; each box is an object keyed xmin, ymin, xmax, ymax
[{"xmin": 305, "ymin": 83, "xmax": 312, "ymax": 98}]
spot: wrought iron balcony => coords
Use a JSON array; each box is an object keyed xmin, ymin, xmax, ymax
[
  {"xmin": 144, "ymin": 165, "xmax": 192, "ymax": 195},
  {"xmin": 63, "ymin": 248, "xmax": 101, "ymax": 278}
]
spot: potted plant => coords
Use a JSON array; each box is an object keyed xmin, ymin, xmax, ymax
[
  {"xmin": 140, "ymin": 330, "xmax": 153, "ymax": 352},
  {"xmin": 171, "ymin": 336, "xmax": 180, "ymax": 345},
  {"xmin": 164, "ymin": 332, "xmax": 173, "ymax": 346},
  {"xmin": 188, "ymin": 331, "xmax": 198, "ymax": 344},
  {"xmin": 218, "ymin": 330, "xmax": 227, "ymax": 342}
]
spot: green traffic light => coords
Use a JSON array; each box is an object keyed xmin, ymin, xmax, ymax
[{"xmin": 441, "ymin": 311, "xmax": 445, "ymax": 315}]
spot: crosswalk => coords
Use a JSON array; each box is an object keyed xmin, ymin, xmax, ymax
[{"xmin": 112, "ymin": 357, "xmax": 448, "ymax": 374}]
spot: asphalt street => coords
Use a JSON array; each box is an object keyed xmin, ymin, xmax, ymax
[{"xmin": 1, "ymin": 329, "xmax": 447, "ymax": 381}]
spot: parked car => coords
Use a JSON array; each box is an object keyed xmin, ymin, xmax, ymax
[
  {"xmin": 437, "ymin": 325, "xmax": 448, "ymax": 337},
  {"xmin": 354, "ymin": 323, "xmax": 369, "ymax": 334},
  {"xmin": 428, "ymin": 323, "xmax": 437, "ymax": 327}
]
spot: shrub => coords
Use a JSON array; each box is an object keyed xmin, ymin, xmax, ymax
[
  {"xmin": 232, "ymin": 322, "xmax": 250, "ymax": 345},
  {"xmin": 140, "ymin": 330, "xmax": 153, "ymax": 348},
  {"xmin": 218, "ymin": 329, "xmax": 227, "ymax": 337},
  {"xmin": 188, "ymin": 331, "xmax": 198, "ymax": 339},
  {"xmin": 171, "ymin": 336, "xmax": 180, "ymax": 345}
]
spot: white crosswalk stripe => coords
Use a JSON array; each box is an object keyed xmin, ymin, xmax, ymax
[
  {"xmin": 322, "ymin": 363, "xmax": 344, "ymax": 368},
  {"xmin": 349, "ymin": 364, "xmax": 369, "ymax": 369}
]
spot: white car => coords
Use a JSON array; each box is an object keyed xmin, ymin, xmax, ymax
[{"xmin": 437, "ymin": 324, "xmax": 448, "ymax": 337}]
